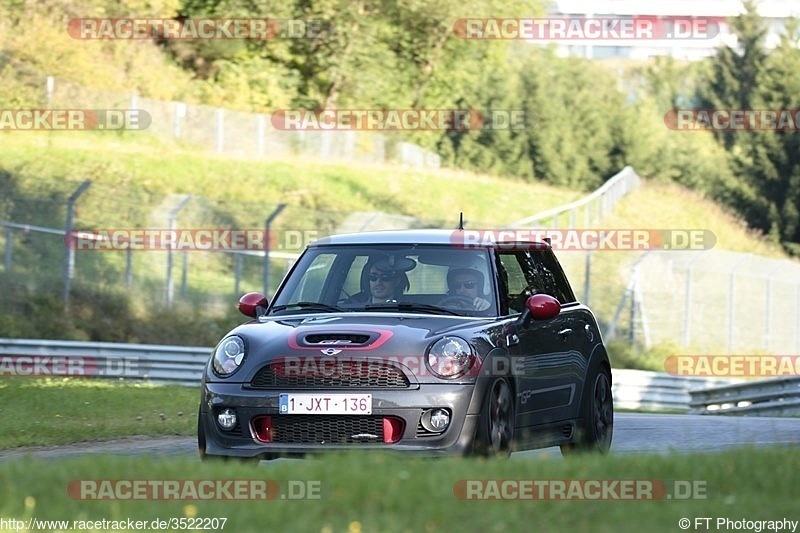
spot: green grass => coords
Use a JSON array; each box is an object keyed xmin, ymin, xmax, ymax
[
  {"xmin": 0, "ymin": 377, "xmax": 197, "ymax": 449},
  {"xmin": 0, "ymin": 448, "xmax": 798, "ymax": 532}
]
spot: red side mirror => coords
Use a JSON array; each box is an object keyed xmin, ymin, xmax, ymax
[
  {"xmin": 238, "ymin": 292, "xmax": 268, "ymax": 318},
  {"xmin": 525, "ymin": 294, "xmax": 560, "ymax": 320}
]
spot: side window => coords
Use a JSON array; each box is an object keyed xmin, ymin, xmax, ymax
[
  {"xmin": 497, "ymin": 250, "xmax": 576, "ymax": 309},
  {"xmin": 533, "ymin": 250, "xmax": 576, "ymax": 304},
  {"xmin": 497, "ymin": 251, "xmax": 544, "ymax": 313}
]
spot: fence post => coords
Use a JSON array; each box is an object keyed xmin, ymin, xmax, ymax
[
  {"xmin": 166, "ymin": 195, "xmax": 191, "ymax": 308},
  {"xmin": 257, "ymin": 115, "xmax": 266, "ymax": 156},
  {"xmin": 45, "ymin": 76, "xmax": 55, "ymax": 108},
  {"xmin": 125, "ymin": 248, "xmax": 133, "ymax": 287},
  {"xmin": 63, "ymin": 180, "xmax": 92, "ymax": 309},
  {"xmin": 727, "ymin": 255, "xmax": 751, "ymax": 352},
  {"xmin": 173, "ymin": 102, "xmax": 186, "ymax": 138},
  {"xmin": 683, "ymin": 251, "xmax": 710, "ymax": 347},
  {"xmin": 263, "ymin": 203, "xmax": 287, "ymax": 297},
  {"xmin": 234, "ymin": 253, "xmax": 242, "ymax": 294},
  {"xmin": 764, "ymin": 263, "xmax": 783, "ymax": 352},
  {"xmin": 796, "ymin": 282, "xmax": 800, "ymax": 354},
  {"xmin": 4, "ymin": 228, "xmax": 12, "ymax": 270},
  {"xmin": 180, "ymin": 251, "xmax": 188, "ymax": 297},
  {"xmin": 215, "ymin": 108, "xmax": 224, "ymax": 153},
  {"xmin": 583, "ymin": 251, "xmax": 591, "ymax": 306}
]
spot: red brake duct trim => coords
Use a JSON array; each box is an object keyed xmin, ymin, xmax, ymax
[
  {"xmin": 383, "ymin": 417, "xmax": 405, "ymax": 444},
  {"xmin": 252, "ymin": 416, "xmax": 272, "ymax": 443}
]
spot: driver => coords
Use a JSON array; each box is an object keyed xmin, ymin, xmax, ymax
[{"xmin": 444, "ymin": 268, "xmax": 491, "ymax": 311}]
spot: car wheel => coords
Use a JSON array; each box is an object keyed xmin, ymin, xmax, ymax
[
  {"xmin": 472, "ymin": 377, "xmax": 515, "ymax": 457},
  {"xmin": 561, "ymin": 365, "xmax": 613, "ymax": 455}
]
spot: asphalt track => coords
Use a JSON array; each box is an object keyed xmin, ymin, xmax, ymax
[{"xmin": 1, "ymin": 413, "xmax": 798, "ymax": 461}]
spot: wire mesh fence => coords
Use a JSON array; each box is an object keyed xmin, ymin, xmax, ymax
[{"xmin": 47, "ymin": 77, "xmax": 440, "ymax": 167}]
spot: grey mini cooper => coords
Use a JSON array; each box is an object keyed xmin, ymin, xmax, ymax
[{"xmin": 198, "ymin": 229, "xmax": 613, "ymax": 459}]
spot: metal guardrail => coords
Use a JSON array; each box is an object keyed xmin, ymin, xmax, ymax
[
  {"xmin": 612, "ymin": 369, "xmax": 743, "ymax": 412},
  {"xmin": 0, "ymin": 338, "xmax": 209, "ymax": 385},
  {"xmin": 3, "ymin": 338, "xmax": 779, "ymax": 415},
  {"xmin": 690, "ymin": 377, "xmax": 800, "ymax": 416}
]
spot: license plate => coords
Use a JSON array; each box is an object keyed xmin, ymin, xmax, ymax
[{"xmin": 279, "ymin": 393, "xmax": 372, "ymax": 415}]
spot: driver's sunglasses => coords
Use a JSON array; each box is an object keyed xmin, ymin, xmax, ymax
[
  {"xmin": 453, "ymin": 280, "xmax": 477, "ymax": 289},
  {"xmin": 369, "ymin": 273, "xmax": 397, "ymax": 282}
]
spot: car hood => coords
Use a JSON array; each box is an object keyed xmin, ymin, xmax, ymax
[{"xmin": 208, "ymin": 312, "xmax": 509, "ymax": 383}]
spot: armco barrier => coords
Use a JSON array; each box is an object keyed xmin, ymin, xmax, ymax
[
  {"xmin": 689, "ymin": 376, "xmax": 800, "ymax": 416},
  {"xmin": 0, "ymin": 338, "xmax": 209, "ymax": 385},
  {"xmin": 612, "ymin": 369, "xmax": 743, "ymax": 412},
  {"xmin": 2, "ymin": 338, "xmax": 777, "ymax": 414}
]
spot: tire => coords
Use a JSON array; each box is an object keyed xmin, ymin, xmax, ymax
[
  {"xmin": 471, "ymin": 377, "xmax": 515, "ymax": 457},
  {"xmin": 561, "ymin": 365, "xmax": 613, "ymax": 455}
]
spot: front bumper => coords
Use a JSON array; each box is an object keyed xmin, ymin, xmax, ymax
[{"xmin": 200, "ymin": 381, "xmax": 480, "ymax": 457}]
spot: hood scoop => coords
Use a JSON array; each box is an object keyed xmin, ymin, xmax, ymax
[{"xmin": 299, "ymin": 332, "xmax": 373, "ymax": 347}]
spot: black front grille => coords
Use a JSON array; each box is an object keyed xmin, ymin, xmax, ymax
[
  {"xmin": 272, "ymin": 415, "xmax": 384, "ymax": 444},
  {"xmin": 250, "ymin": 361, "xmax": 410, "ymax": 389}
]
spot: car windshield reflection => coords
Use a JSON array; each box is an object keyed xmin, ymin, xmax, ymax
[{"xmin": 269, "ymin": 245, "xmax": 497, "ymax": 317}]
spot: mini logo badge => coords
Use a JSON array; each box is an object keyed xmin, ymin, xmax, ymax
[{"xmin": 320, "ymin": 348, "xmax": 343, "ymax": 356}]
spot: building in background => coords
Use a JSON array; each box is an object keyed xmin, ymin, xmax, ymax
[{"xmin": 539, "ymin": 0, "xmax": 800, "ymax": 60}]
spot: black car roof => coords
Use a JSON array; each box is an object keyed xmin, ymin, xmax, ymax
[{"xmin": 308, "ymin": 229, "xmax": 552, "ymax": 249}]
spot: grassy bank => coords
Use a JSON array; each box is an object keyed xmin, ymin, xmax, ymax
[{"xmin": 0, "ymin": 447, "xmax": 798, "ymax": 532}]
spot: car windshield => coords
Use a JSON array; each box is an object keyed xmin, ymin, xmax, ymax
[{"xmin": 269, "ymin": 244, "xmax": 497, "ymax": 317}]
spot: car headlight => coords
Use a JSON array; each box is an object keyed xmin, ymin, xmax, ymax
[
  {"xmin": 212, "ymin": 336, "xmax": 246, "ymax": 377},
  {"xmin": 426, "ymin": 336, "xmax": 474, "ymax": 378}
]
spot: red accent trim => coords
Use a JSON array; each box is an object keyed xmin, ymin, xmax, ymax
[
  {"xmin": 251, "ymin": 416, "xmax": 272, "ymax": 443},
  {"xmin": 382, "ymin": 417, "xmax": 405, "ymax": 444},
  {"xmin": 287, "ymin": 328, "xmax": 394, "ymax": 351}
]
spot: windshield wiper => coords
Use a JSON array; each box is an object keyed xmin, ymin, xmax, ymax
[
  {"xmin": 271, "ymin": 302, "xmax": 343, "ymax": 313},
  {"xmin": 363, "ymin": 302, "xmax": 464, "ymax": 316}
]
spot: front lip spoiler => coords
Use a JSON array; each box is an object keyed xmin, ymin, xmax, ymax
[{"xmin": 200, "ymin": 412, "xmax": 479, "ymax": 458}]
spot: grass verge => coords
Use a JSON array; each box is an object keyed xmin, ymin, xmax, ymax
[
  {"xmin": 0, "ymin": 378, "xmax": 197, "ymax": 449},
  {"xmin": 0, "ymin": 448, "xmax": 798, "ymax": 532}
]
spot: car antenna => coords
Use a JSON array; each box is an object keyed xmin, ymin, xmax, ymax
[{"xmin": 458, "ymin": 212, "xmax": 464, "ymax": 230}]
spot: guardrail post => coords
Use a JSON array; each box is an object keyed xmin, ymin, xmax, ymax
[
  {"xmin": 263, "ymin": 203, "xmax": 287, "ymax": 297},
  {"xmin": 63, "ymin": 180, "xmax": 92, "ymax": 309}
]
